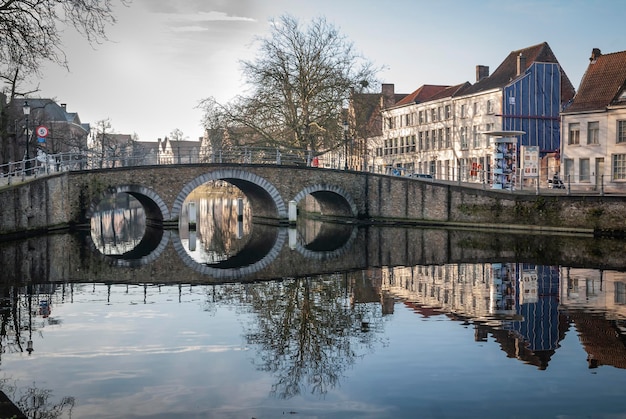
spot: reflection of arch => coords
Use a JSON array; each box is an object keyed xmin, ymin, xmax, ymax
[
  {"xmin": 88, "ymin": 229, "xmax": 172, "ymax": 268},
  {"xmin": 171, "ymin": 227, "xmax": 288, "ymax": 280},
  {"xmin": 170, "ymin": 169, "xmax": 287, "ymax": 221},
  {"xmin": 292, "ymin": 184, "xmax": 357, "ymax": 217},
  {"xmin": 86, "ymin": 185, "xmax": 170, "ymax": 224},
  {"xmin": 293, "ymin": 224, "xmax": 358, "ymax": 261}
]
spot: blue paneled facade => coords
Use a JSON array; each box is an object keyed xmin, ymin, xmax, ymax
[{"xmin": 502, "ymin": 62, "xmax": 562, "ymax": 154}]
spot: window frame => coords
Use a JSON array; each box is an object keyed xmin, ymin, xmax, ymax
[
  {"xmin": 612, "ymin": 153, "xmax": 626, "ymax": 180},
  {"xmin": 618, "ymin": 120, "xmax": 626, "ymax": 144},
  {"xmin": 579, "ymin": 158, "xmax": 590, "ymax": 182},
  {"xmin": 587, "ymin": 121, "xmax": 599, "ymax": 145},
  {"xmin": 568, "ymin": 123, "xmax": 580, "ymax": 145}
]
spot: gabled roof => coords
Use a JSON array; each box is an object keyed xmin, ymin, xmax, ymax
[
  {"xmin": 461, "ymin": 42, "xmax": 575, "ymax": 103},
  {"xmin": 430, "ymin": 82, "xmax": 472, "ymax": 101},
  {"xmin": 563, "ymin": 49, "xmax": 626, "ymax": 113},
  {"xmin": 395, "ymin": 84, "xmax": 451, "ymax": 107}
]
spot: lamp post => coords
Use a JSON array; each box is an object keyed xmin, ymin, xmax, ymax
[
  {"xmin": 23, "ymin": 101, "xmax": 31, "ymax": 172},
  {"xmin": 343, "ymin": 120, "xmax": 349, "ymax": 170}
]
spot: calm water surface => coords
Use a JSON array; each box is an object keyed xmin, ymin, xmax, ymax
[{"xmin": 2, "ymin": 193, "xmax": 626, "ymax": 418}]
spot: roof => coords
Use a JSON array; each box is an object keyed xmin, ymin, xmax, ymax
[
  {"xmin": 429, "ymin": 82, "xmax": 472, "ymax": 101},
  {"xmin": 395, "ymin": 84, "xmax": 451, "ymax": 106},
  {"xmin": 461, "ymin": 42, "xmax": 575, "ymax": 103},
  {"xmin": 563, "ymin": 49, "xmax": 626, "ymax": 113}
]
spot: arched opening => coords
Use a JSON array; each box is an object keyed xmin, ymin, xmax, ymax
[
  {"xmin": 87, "ymin": 185, "xmax": 170, "ymax": 263},
  {"xmin": 171, "ymin": 170, "xmax": 287, "ymax": 276}
]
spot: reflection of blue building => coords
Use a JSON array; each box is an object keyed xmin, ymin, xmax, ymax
[{"xmin": 505, "ymin": 265, "xmax": 561, "ymax": 354}]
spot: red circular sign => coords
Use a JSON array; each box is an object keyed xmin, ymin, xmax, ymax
[{"xmin": 36, "ymin": 125, "xmax": 49, "ymax": 137}]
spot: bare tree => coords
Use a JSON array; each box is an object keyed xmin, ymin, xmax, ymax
[
  {"xmin": 198, "ymin": 96, "xmax": 233, "ymax": 161},
  {"xmin": 0, "ymin": 0, "xmax": 130, "ymax": 82},
  {"xmin": 0, "ymin": 0, "xmax": 129, "ymax": 165},
  {"xmin": 200, "ymin": 14, "xmax": 380, "ymax": 153}
]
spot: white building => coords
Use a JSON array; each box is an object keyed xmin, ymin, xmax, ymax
[
  {"xmin": 378, "ymin": 42, "xmax": 575, "ymax": 184},
  {"xmin": 560, "ymin": 48, "xmax": 626, "ymax": 193}
]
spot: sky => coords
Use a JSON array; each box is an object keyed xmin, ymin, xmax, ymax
[{"xmin": 26, "ymin": 0, "xmax": 626, "ymax": 142}]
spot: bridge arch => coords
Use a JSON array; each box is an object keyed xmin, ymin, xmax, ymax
[
  {"xmin": 170, "ymin": 168, "xmax": 287, "ymax": 222},
  {"xmin": 86, "ymin": 184, "xmax": 170, "ymax": 224},
  {"xmin": 292, "ymin": 184, "xmax": 357, "ymax": 217}
]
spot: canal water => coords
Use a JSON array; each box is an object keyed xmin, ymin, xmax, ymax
[{"xmin": 2, "ymin": 190, "xmax": 626, "ymax": 418}]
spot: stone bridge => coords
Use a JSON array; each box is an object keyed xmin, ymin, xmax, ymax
[{"xmin": 4, "ymin": 162, "xmax": 626, "ymax": 236}]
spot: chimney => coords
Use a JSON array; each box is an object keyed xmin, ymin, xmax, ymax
[
  {"xmin": 476, "ymin": 65, "xmax": 489, "ymax": 82},
  {"xmin": 381, "ymin": 83, "xmax": 395, "ymax": 108},
  {"xmin": 516, "ymin": 53, "xmax": 526, "ymax": 76},
  {"xmin": 590, "ymin": 48, "xmax": 602, "ymax": 63}
]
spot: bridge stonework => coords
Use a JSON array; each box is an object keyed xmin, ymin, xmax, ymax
[{"xmin": 3, "ymin": 163, "xmax": 626, "ymax": 236}]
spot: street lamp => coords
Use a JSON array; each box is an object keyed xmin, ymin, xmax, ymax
[
  {"xmin": 343, "ymin": 120, "xmax": 349, "ymax": 170},
  {"xmin": 23, "ymin": 101, "xmax": 31, "ymax": 172}
]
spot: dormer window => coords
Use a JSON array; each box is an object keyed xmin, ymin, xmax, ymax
[{"xmin": 618, "ymin": 89, "xmax": 626, "ymax": 102}]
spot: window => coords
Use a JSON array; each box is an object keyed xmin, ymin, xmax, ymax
[
  {"xmin": 445, "ymin": 105, "xmax": 451, "ymax": 119},
  {"xmin": 618, "ymin": 120, "xmax": 626, "ymax": 143},
  {"xmin": 472, "ymin": 126, "xmax": 479, "ymax": 148},
  {"xmin": 587, "ymin": 121, "xmax": 599, "ymax": 145},
  {"xmin": 580, "ymin": 158, "xmax": 590, "ymax": 182},
  {"xmin": 485, "ymin": 123, "xmax": 494, "ymax": 146},
  {"xmin": 410, "ymin": 135, "xmax": 416, "ymax": 152},
  {"xmin": 431, "ymin": 108, "xmax": 437, "ymax": 122},
  {"xmin": 424, "ymin": 131, "xmax": 430, "ymax": 150},
  {"xmin": 473, "ymin": 102, "xmax": 478, "ymax": 116},
  {"xmin": 437, "ymin": 107, "xmax": 442, "ymax": 121},
  {"xmin": 431, "ymin": 130, "xmax": 437, "ymax": 149},
  {"xmin": 445, "ymin": 127, "xmax": 451, "ymax": 148},
  {"xmin": 616, "ymin": 282, "xmax": 626, "ymax": 304},
  {"xmin": 461, "ymin": 104, "xmax": 466, "ymax": 118},
  {"xmin": 418, "ymin": 111, "xmax": 424, "ymax": 124},
  {"xmin": 438, "ymin": 129, "xmax": 443, "ymax": 149},
  {"xmin": 613, "ymin": 154, "xmax": 626, "ymax": 180},
  {"xmin": 564, "ymin": 158, "xmax": 574, "ymax": 180},
  {"xmin": 487, "ymin": 100, "xmax": 493, "ymax": 114},
  {"xmin": 568, "ymin": 123, "xmax": 580, "ymax": 145},
  {"xmin": 460, "ymin": 127, "xmax": 468, "ymax": 149},
  {"xmin": 418, "ymin": 131, "xmax": 423, "ymax": 150}
]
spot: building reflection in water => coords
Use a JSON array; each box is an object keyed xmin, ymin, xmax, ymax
[
  {"xmin": 378, "ymin": 262, "xmax": 625, "ymax": 370},
  {"xmin": 561, "ymin": 268, "xmax": 626, "ymax": 369},
  {"xmin": 179, "ymin": 182, "xmax": 252, "ymax": 263},
  {"xmin": 90, "ymin": 194, "xmax": 146, "ymax": 256}
]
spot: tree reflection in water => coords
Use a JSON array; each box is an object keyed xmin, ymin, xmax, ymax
[
  {"xmin": 0, "ymin": 377, "xmax": 74, "ymax": 418},
  {"xmin": 240, "ymin": 274, "xmax": 384, "ymax": 399}
]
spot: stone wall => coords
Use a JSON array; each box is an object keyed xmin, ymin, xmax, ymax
[{"xmin": 0, "ymin": 173, "xmax": 70, "ymax": 236}]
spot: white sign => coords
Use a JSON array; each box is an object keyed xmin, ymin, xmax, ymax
[{"xmin": 522, "ymin": 146, "xmax": 539, "ymax": 178}]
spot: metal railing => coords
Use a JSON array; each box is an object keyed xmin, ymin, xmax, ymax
[{"xmin": 0, "ymin": 147, "xmax": 317, "ymax": 186}]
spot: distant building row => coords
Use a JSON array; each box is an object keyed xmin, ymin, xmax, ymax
[{"xmin": 347, "ymin": 42, "xmax": 626, "ymax": 192}]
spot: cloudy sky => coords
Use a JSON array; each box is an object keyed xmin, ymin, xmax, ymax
[{"xmin": 31, "ymin": 0, "xmax": 626, "ymax": 142}]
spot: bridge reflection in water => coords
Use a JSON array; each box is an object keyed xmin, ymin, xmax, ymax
[{"xmin": 88, "ymin": 187, "xmax": 359, "ymax": 280}]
